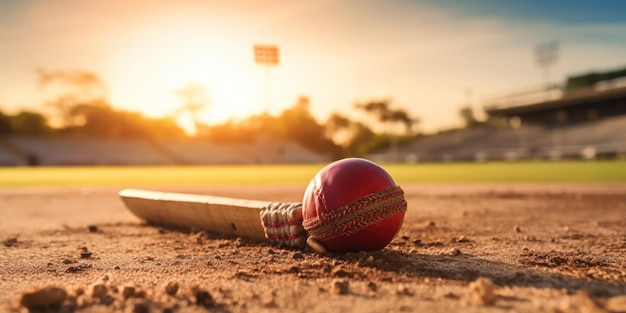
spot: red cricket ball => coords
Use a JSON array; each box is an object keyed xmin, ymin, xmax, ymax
[{"xmin": 302, "ymin": 158, "xmax": 407, "ymax": 253}]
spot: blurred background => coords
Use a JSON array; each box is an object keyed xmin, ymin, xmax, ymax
[{"xmin": 1, "ymin": 0, "xmax": 625, "ymax": 166}]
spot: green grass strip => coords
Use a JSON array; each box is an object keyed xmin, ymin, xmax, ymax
[{"xmin": 0, "ymin": 161, "xmax": 624, "ymax": 187}]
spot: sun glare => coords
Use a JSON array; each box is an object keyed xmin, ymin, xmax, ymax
[
  {"xmin": 107, "ymin": 16, "xmax": 263, "ymax": 134},
  {"xmin": 167, "ymin": 60, "xmax": 259, "ymax": 126},
  {"xmin": 175, "ymin": 110, "xmax": 197, "ymax": 135}
]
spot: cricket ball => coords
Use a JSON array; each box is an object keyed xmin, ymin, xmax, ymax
[{"xmin": 302, "ymin": 158, "xmax": 407, "ymax": 253}]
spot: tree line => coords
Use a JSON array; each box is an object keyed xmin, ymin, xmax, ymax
[{"xmin": 0, "ymin": 69, "xmax": 488, "ymax": 157}]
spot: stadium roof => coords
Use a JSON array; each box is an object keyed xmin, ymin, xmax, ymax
[{"xmin": 485, "ymin": 85, "xmax": 626, "ymax": 117}]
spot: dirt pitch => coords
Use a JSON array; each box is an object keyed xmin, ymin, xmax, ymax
[{"xmin": 1, "ymin": 183, "xmax": 626, "ymax": 312}]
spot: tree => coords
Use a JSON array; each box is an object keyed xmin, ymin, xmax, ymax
[
  {"xmin": 203, "ymin": 120, "xmax": 254, "ymax": 143},
  {"xmin": 0, "ymin": 111, "xmax": 11, "ymax": 134},
  {"xmin": 346, "ymin": 121, "xmax": 376, "ymax": 156},
  {"xmin": 64, "ymin": 104, "xmax": 186, "ymax": 139},
  {"xmin": 355, "ymin": 100, "xmax": 419, "ymax": 135},
  {"xmin": 459, "ymin": 105, "xmax": 484, "ymax": 128},
  {"xmin": 278, "ymin": 96, "xmax": 337, "ymax": 153},
  {"xmin": 34, "ymin": 68, "xmax": 186, "ymax": 139},
  {"xmin": 325, "ymin": 113, "xmax": 352, "ymax": 145},
  {"xmin": 173, "ymin": 84, "xmax": 211, "ymax": 135},
  {"xmin": 324, "ymin": 113, "xmax": 376, "ymax": 157},
  {"xmin": 355, "ymin": 99, "xmax": 419, "ymax": 161},
  {"xmin": 37, "ymin": 69, "xmax": 109, "ymax": 127},
  {"xmin": 10, "ymin": 111, "xmax": 50, "ymax": 135},
  {"xmin": 201, "ymin": 96, "xmax": 340, "ymax": 154}
]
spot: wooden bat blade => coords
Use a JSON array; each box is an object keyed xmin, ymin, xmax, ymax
[{"xmin": 119, "ymin": 189, "xmax": 271, "ymax": 241}]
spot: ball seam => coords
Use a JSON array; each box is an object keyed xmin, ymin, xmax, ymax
[{"xmin": 302, "ymin": 186, "xmax": 407, "ymax": 240}]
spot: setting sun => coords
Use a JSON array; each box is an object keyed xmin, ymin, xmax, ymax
[
  {"xmin": 168, "ymin": 60, "xmax": 260, "ymax": 124},
  {"xmin": 104, "ymin": 13, "xmax": 266, "ymax": 134}
]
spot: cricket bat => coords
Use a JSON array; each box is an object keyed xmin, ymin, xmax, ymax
[{"xmin": 119, "ymin": 189, "xmax": 307, "ymax": 247}]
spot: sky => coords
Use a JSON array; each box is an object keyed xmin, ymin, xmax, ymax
[{"xmin": 1, "ymin": 0, "xmax": 625, "ymax": 133}]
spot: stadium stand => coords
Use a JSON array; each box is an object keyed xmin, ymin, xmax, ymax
[
  {"xmin": 157, "ymin": 139, "xmax": 328, "ymax": 164},
  {"xmin": 156, "ymin": 140, "xmax": 251, "ymax": 164},
  {"xmin": 370, "ymin": 66, "xmax": 626, "ymax": 163},
  {"xmin": 540, "ymin": 115, "xmax": 626, "ymax": 159},
  {"xmin": 372, "ymin": 114, "xmax": 626, "ymax": 163},
  {"xmin": 0, "ymin": 136, "xmax": 328, "ymax": 166},
  {"xmin": 4, "ymin": 136, "xmax": 173, "ymax": 165},
  {"xmin": 0, "ymin": 141, "xmax": 22, "ymax": 166},
  {"xmin": 257, "ymin": 140, "xmax": 329, "ymax": 163}
]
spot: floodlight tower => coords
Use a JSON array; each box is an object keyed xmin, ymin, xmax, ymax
[
  {"xmin": 535, "ymin": 41, "xmax": 559, "ymax": 90},
  {"xmin": 536, "ymin": 41, "xmax": 561, "ymax": 154},
  {"xmin": 254, "ymin": 44, "xmax": 280, "ymax": 114}
]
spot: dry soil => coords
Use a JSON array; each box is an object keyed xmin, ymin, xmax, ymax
[{"xmin": 1, "ymin": 183, "xmax": 626, "ymax": 312}]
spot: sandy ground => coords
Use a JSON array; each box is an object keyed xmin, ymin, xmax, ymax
[{"xmin": 1, "ymin": 183, "xmax": 626, "ymax": 312}]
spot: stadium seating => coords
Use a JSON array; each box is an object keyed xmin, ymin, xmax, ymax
[
  {"xmin": 1, "ymin": 136, "xmax": 328, "ymax": 166},
  {"xmin": 0, "ymin": 144, "xmax": 21, "ymax": 166},
  {"xmin": 4, "ymin": 114, "xmax": 623, "ymax": 165},
  {"xmin": 157, "ymin": 139, "xmax": 327, "ymax": 164},
  {"xmin": 385, "ymin": 114, "xmax": 626, "ymax": 162},
  {"xmin": 4, "ymin": 137, "xmax": 173, "ymax": 165}
]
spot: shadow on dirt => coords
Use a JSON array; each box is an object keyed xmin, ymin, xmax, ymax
[
  {"xmin": 363, "ymin": 249, "xmax": 626, "ymax": 297},
  {"xmin": 86, "ymin": 222, "xmax": 626, "ymax": 298}
]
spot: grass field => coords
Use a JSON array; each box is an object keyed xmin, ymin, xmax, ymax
[{"xmin": 1, "ymin": 161, "xmax": 625, "ymax": 187}]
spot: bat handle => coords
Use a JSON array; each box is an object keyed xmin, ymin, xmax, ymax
[{"xmin": 260, "ymin": 202, "xmax": 307, "ymax": 248}]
